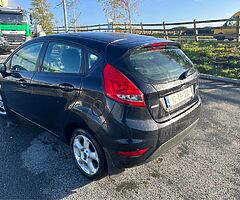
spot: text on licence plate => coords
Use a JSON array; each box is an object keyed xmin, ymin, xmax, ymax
[{"xmin": 165, "ymin": 86, "xmax": 194, "ymax": 108}]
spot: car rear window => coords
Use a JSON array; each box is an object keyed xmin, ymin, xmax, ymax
[{"xmin": 125, "ymin": 46, "xmax": 196, "ymax": 83}]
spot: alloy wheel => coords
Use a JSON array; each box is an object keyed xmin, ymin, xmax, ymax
[
  {"xmin": 73, "ymin": 135, "xmax": 99, "ymax": 176},
  {"xmin": 0, "ymin": 95, "xmax": 6, "ymax": 115}
]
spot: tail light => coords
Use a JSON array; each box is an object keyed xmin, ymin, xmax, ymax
[
  {"xmin": 104, "ymin": 64, "xmax": 146, "ymax": 107},
  {"xmin": 118, "ymin": 148, "xmax": 149, "ymax": 157}
]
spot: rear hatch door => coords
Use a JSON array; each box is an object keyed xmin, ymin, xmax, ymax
[{"xmin": 121, "ymin": 42, "xmax": 200, "ymax": 123}]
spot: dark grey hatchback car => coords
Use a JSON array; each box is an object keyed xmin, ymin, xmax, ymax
[{"xmin": 0, "ymin": 32, "xmax": 201, "ymax": 179}]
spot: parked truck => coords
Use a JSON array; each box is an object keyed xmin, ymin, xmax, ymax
[
  {"xmin": 214, "ymin": 11, "xmax": 240, "ymax": 41},
  {"xmin": 0, "ymin": 7, "xmax": 31, "ymax": 51}
]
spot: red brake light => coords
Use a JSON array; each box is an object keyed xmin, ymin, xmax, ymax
[
  {"xmin": 119, "ymin": 148, "xmax": 149, "ymax": 157},
  {"xmin": 151, "ymin": 42, "xmax": 169, "ymax": 47},
  {"xmin": 104, "ymin": 64, "xmax": 146, "ymax": 107}
]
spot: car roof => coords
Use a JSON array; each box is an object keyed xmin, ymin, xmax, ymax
[
  {"xmin": 33, "ymin": 32, "xmax": 172, "ymax": 48},
  {"xmin": 29, "ymin": 32, "xmax": 179, "ymax": 62}
]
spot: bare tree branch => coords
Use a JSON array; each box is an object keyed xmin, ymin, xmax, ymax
[{"xmin": 98, "ymin": 0, "xmax": 141, "ymax": 32}]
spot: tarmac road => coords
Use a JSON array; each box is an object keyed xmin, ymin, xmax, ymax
[{"xmin": 0, "ymin": 54, "xmax": 239, "ymax": 199}]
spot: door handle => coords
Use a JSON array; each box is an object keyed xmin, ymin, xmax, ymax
[
  {"xmin": 59, "ymin": 83, "xmax": 75, "ymax": 92},
  {"xmin": 18, "ymin": 79, "xmax": 27, "ymax": 87}
]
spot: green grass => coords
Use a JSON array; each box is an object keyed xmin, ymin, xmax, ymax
[{"xmin": 182, "ymin": 41, "xmax": 240, "ymax": 79}]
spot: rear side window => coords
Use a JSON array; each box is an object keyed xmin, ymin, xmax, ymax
[
  {"xmin": 42, "ymin": 42, "xmax": 82, "ymax": 73},
  {"xmin": 126, "ymin": 47, "xmax": 196, "ymax": 83},
  {"xmin": 88, "ymin": 53, "xmax": 99, "ymax": 70}
]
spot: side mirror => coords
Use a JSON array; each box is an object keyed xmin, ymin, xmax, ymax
[{"xmin": 0, "ymin": 63, "xmax": 6, "ymax": 73}]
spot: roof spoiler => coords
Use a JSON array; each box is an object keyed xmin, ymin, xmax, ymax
[{"xmin": 142, "ymin": 41, "xmax": 181, "ymax": 49}]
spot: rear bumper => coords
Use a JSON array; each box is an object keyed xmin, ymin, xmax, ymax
[
  {"xmin": 100, "ymin": 98, "xmax": 201, "ymax": 175},
  {"xmin": 145, "ymin": 118, "xmax": 198, "ymax": 163}
]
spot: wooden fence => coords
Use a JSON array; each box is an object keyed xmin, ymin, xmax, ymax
[{"xmin": 53, "ymin": 17, "xmax": 240, "ymax": 42}]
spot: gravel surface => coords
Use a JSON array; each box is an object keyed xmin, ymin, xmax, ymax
[{"xmin": 0, "ymin": 53, "xmax": 239, "ymax": 199}]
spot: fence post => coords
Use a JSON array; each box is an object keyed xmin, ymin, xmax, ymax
[
  {"xmin": 98, "ymin": 24, "xmax": 101, "ymax": 32},
  {"xmin": 193, "ymin": 19, "xmax": 199, "ymax": 42},
  {"xmin": 111, "ymin": 22, "xmax": 114, "ymax": 32},
  {"xmin": 124, "ymin": 22, "xmax": 127, "ymax": 33},
  {"xmin": 163, "ymin": 21, "xmax": 169, "ymax": 40},
  {"xmin": 140, "ymin": 22, "xmax": 144, "ymax": 35},
  {"xmin": 179, "ymin": 30, "xmax": 182, "ymax": 42},
  {"xmin": 236, "ymin": 16, "xmax": 240, "ymax": 42},
  {"xmin": 86, "ymin": 25, "xmax": 89, "ymax": 32}
]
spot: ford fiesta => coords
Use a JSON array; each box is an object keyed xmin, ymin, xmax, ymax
[{"xmin": 0, "ymin": 32, "xmax": 201, "ymax": 179}]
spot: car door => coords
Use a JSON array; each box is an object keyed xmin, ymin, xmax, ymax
[
  {"xmin": 30, "ymin": 40, "xmax": 84, "ymax": 134},
  {"xmin": 0, "ymin": 42, "xmax": 43, "ymax": 118}
]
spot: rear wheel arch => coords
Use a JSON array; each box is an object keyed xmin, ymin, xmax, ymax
[
  {"xmin": 63, "ymin": 118, "xmax": 103, "ymax": 147},
  {"xmin": 216, "ymin": 33, "xmax": 225, "ymax": 41},
  {"xmin": 64, "ymin": 121, "xmax": 98, "ymax": 145},
  {"xmin": 63, "ymin": 108, "xmax": 109, "ymax": 146},
  {"xmin": 64, "ymin": 122, "xmax": 82, "ymax": 145}
]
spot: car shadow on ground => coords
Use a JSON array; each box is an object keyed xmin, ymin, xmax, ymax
[
  {"xmin": 199, "ymin": 80, "xmax": 240, "ymax": 106},
  {"xmin": 0, "ymin": 116, "xmax": 95, "ymax": 199},
  {"xmin": 199, "ymin": 79, "xmax": 240, "ymax": 90}
]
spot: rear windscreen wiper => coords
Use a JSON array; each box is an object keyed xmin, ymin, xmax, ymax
[{"xmin": 179, "ymin": 67, "xmax": 195, "ymax": 80}]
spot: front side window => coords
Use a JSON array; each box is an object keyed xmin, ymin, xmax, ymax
[
  {"xmin": 10, "ymin": 42, "xmax": 43, "ymax": 71},
  {"xmin": 43, "ymin": 42, "xmax": 82, "ymax": 73}
]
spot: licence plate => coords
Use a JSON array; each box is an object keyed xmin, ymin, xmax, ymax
[
  {"xmin": 2, "ymin": 30, "xmax": 25, "ymax": 35},
  {"xmin": 165, "ymin": 86, "xmax": 194, "ymax": 109}
]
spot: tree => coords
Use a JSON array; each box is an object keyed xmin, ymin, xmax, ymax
[
  {"xmin": 0, "ymin": 0, "xmax": 8, "ymax": 7},
  {"xmin": 119, "ymin": 0, "xmax": 141, "ymax": 33},
  {"xmin": 55, "ymin": 0, "xmax": 81, "ymax": 32},
  {"xmin": 99, "ymin": 0, "xmax": 141, "ymax": 33},
  {"xmin": 98, "ymin": 0, "xmax": 124, "ymax": 24},
  {"xmin": 31, "ymin": 0, "xmax": 55, "ymax": 34},
  {"xmin": 67, "ymin": 0, "xmax": 81, "ymax": 32}
]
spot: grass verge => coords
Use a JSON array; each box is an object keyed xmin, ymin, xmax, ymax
[{"xmin": 182, "ymin": 41, "xmax": 240, "ymax": 79}]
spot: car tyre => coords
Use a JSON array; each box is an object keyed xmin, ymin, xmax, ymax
[
  {"xmin": 0, "ymin": 94, "xmax": 14, "ymax": 117},
  {"xmin": 70, "ymin": 129, "xmax": 107, "ymax": 180},
  {"xmin": 216, "ymin": 33, "xmax": 225, "ymax": 41}
]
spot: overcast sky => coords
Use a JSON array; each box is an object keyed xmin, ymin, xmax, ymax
[{"xmin": 9, "ymin": 0, "xmax": 240, "ymax": 25}]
